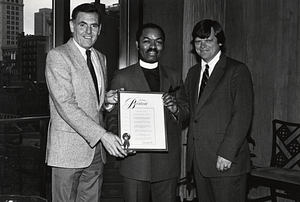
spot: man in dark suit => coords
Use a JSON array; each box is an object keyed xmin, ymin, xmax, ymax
[
  {"xmin": 185, "ymin": 19, "xmax": 253, "ymax": 202},
  {"xmin": 106, "ymin": 23, "xmax": 189, "ymax": 202},
  {"xmin": 45, "ymin": 3, "xmax": 126, "ymax": 202}
]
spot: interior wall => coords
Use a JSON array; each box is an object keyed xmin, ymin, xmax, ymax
[
  {"xmin": 182, "ymin": 0, "xmax": 226, "ymax": 79},
  {"xmin": 225, "ymin": 0, "xmax": 300, "ymax": 167},
  {"xmin": 142, "ymin": 0, "xmax": 184, "ymax": 71},
  {"xmin": 119, "ymin": 0, "xmax": 141, "ymax": 69}
]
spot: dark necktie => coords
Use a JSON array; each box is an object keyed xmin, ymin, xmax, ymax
[
  {"xmin": 198, "ymin": 64, "xmax": 209, "ymax": 102},
  {"xmin": 86, "ymin": 50, "xmax": 100, "ymax": 103}
]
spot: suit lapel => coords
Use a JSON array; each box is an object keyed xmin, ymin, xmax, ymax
[
  {"xmin": 159, "ymin": 65, "xmax": 171, "ymax": 92},
  {"xmin": 92, "ymin": 48, "xmax": 106, "ymax": 108},
  {"xmin": 197, "ymin": 55, "xmax": 226, "ymax": 110},
  {"xmin": 67, "ymin": 39, "xmax": 99, "ymax": 106},
  {"xmin": 191, "ymin": 64, "xmax": 201, "ymax": 108},
  {"xmin": 131, "ymin": 64, "xmax": 151, "ymax": 91}
]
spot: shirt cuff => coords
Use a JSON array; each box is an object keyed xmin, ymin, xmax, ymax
[{"xmin": 103, "ymin": 103, "xmax": 115, "ymax": 112}]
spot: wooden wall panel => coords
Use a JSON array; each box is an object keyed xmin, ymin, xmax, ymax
[
  {"xmin": 225, "ymin": 0, "xmax": 300, "ymax": 167},
  {"xmin": 182, "ymin": 0, "xmax": 226, "ymax": 79},
  {"xmin": 142, "ymin": 0, "xmax": 184, "ymax": 71},
  {"xmin": 225, "ymin": 0, "xmax": 275, "ymax": 166}
]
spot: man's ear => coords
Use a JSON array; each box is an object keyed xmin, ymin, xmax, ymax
[
  {"xmin": 69, "ymin": 20, "xmax": 74, "ymax": 33},
  {"xmin": 98, "ymin": 24, "xmax": 102, "ymax": 35},
  {"xmin": 135, "ymin": 41, "xmax": 139, "ymax": 50}
]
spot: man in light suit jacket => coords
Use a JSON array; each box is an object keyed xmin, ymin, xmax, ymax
[
  {"xmin": 185, "ymin": 19, "xmax": 253, "ymax": 202},
  {"xmin": 45, "ymin": 3, "xmax": 126, "ymax": 202},
  {"xmin": 106, "ymin": 23, "xmax": 189, "ymax": 202}
]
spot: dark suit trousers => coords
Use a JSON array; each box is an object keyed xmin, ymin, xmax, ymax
[
  {"xmin": 193, "ymin": 155, "xmax": 247, "ymax": 202},
  {"xmin": 51, "ymin": 144, "xmax": 104, "ymax": 202},
  {"xmin": 122, "ymin": 176, "xmax": 178, "ymax": 202}
]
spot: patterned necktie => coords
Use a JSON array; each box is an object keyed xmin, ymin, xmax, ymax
[
  {"xmin": 198, "ymin": 64, "xmax": 210, "ymax": 102},
  {"xmin": 86, "ymin": 50, "xmax": 99, "ymax": 103}
]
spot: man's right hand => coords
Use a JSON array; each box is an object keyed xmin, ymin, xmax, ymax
[{"xmin": 101, "ymin": 132, "xmax": 127, "ymax": 158}]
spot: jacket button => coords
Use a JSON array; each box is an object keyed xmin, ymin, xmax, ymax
[{"xmin": 194, "ymin": 120, "xmax": 198, "ymax": 123}]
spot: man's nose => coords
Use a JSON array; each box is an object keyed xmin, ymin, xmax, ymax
[
  {"xmin": 86, "ymin": 26, "xmax": 92, "ymax": 33},
  {"xmin": 149, "ymin": 41, "xmax": 156, "ymax": 48},
  {"xmin": 200, "ymin": 41, "xmax": 207, "ymax": 48}
]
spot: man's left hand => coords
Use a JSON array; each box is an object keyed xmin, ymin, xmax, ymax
[
  {"xmin": 105, "ymin": 88, "xmax": 124, "ymax": 104},
  {"xmin": 216, "ymin": 156, "xmax": 232, "ymax": 172},
  {"xmin": 162, "ymin": 93, "xmax": 178, "ymax": 114}
]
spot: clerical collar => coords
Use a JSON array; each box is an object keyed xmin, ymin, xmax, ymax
[{"xmin": 139, "ymin": 60, "xmax": 158, "ymax": 69}]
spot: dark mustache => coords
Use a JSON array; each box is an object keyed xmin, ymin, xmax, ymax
[{"xmin": 147, "ymin": 48, "xmax": 158, "ymax": 53}]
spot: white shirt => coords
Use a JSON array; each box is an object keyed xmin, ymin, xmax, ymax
[
  {"xmin": 73, "ymin": 38, "xmax": 100, "ymax": 84},
  {"xmin": 73, "ymin": 39, "xmax": 104, "ymax": 108},
  {"xmin": 198, "ymin": 50, "xmax": 221, "ymax": 95}
]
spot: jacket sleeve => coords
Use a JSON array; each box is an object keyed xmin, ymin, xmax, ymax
[
  {"xmin": 45, "ymin": 49, "xmax": 106, "ymax": 148},
  {"xmin": 217, "ymin": 64, "xmax": 253, "ymax": 163},
  {"xmin": 174, "ymin": 79, "xmax": 190, "ymax": 124},
  {"xmin": 105, "ymin": 72, "xmax": 123, "ymax": 135}
]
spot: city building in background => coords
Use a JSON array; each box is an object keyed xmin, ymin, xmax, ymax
[
  {"xmin": 0, "ymin": 81, "xmax": 48, "ymax": 119},
  {"xmin": 34, "ymin": 8, "xmax": 52, "ymax": 36},
  {"xmin": 0, "ymin": 0, "xmax": 24, "ymax": 92},
  {"xmin": 0, "ymin": 0, "xmax": 24, "ymax": 61},
  {"xmin": 0, "ymin": 1, "xmax": 51, "ymax": 118},
  {"xmin": 18, "ymin": 34, "xmax": 50, "ymax": 82},
  {"xmin": 0, "ymin": 34, "xmax": 50, "ymax": 118}
]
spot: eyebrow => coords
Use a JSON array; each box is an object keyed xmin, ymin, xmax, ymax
[
  {"xmin": 142, "ymin": 36, "xmax": 163, "ymax": 40},
  {"xmin": 78, "ymin": 21, "xmax": 99, "ymax": 26}
]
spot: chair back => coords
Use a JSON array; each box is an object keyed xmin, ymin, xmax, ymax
[{"xmin": 271, "ymin": 119, "xmax": 300, "ymax": 169}]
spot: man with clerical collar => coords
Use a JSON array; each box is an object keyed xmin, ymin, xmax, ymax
[{"xmin": 106, "ymin": 23, "xmax": 189, "ymax": 202}]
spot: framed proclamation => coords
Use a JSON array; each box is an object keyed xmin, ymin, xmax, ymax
[{"xmin": 118, "ymin": 91, "xmax": 168, "ymax": 151}]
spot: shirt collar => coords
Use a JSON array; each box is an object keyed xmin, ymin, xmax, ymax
[
  {"xmin": 139, "ymin": 59, "xmax": 158, "ymax": 69},
  {"xmin": 201, "ymin": 50, "xmax": 221, "ymax": 70},
  {"xmin": 73, "ymin": 38, "xmax": 93, "ymax": 60}
]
